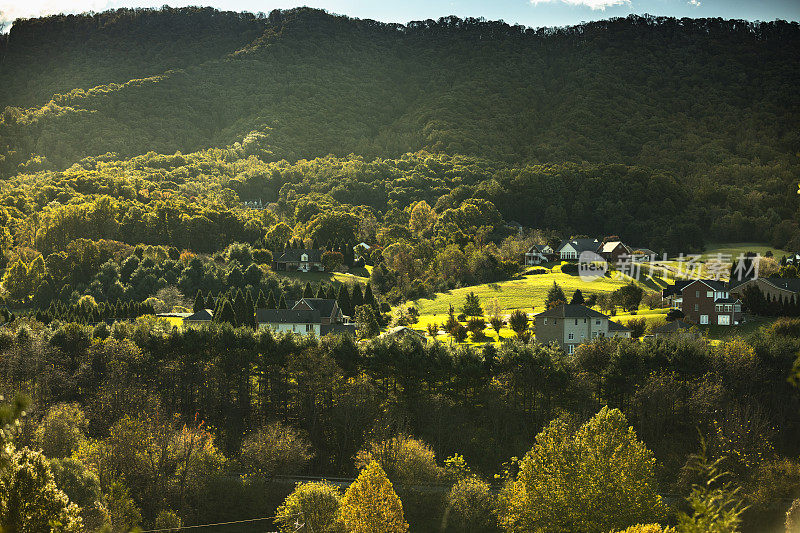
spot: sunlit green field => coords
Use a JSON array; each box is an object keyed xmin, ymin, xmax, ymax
[{"xmin": 700, "ymin": 242, "xmax": 789, "ymax": 260}]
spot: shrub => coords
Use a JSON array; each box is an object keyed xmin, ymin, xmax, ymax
[
  {"xmin": 34, "ymin": 403, "xmax": 88, "ymax": 459},
  {"xmin": 355, "ymin": 435, "xmax": 443, "ymax": 487},
  {"xmin": 339, "ymin": 461, "xmax": 408, "ymax": 533},
  {"xmin": 275, "ymin": 481, "xmax": 343, "ymax": 533},
  {"xmin": 628, "ymin": 317, "xmax": 647, "ymax": 338},
  {"xmin": 446, "ymin": 476, "xmax": 495, "ymax": 532},
  {"xmin": 240, "ymin": 422, "xmax": 314, "ymax": 478}
]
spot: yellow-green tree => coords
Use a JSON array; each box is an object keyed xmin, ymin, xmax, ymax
[
  {"xmin": 339, "ymin": 461, "xmax": 408, "ymax": 533},
  {"xmin": 498, "ymin": 407, "xmax": 665, "ymax": 533},
  {"xmin": 275, "ymin": 481, "xmax": 343, "ymax": 533}
]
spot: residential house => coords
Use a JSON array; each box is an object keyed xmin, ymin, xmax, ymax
[
  {"xmin": 680, "ymin": 279, "xmax": 742, "ymax": 326},
  {"xmin": 184, "ymin": 309, "xmax": 213, "ymax": 327},
  {"xmin": 597, "ymin": 241, "xmax": 632, "ymax": 263},
  {"xmin": 555, "ymin": 238, "xmax": 600, "ymax": 260},
  {"xmin": 534, "ymin": 304, "xmax": 631, "ymax": 354},
  {"xmin": 381, "ymin": 326, "xmax": 428, "ymax": 344},
  {"xmin": 257, "ymin": 298, "xmax": 355, "ymax": 336},
  {"xmin": 524, "ymin": 244, "xmax": 554, "ymax": 265},
  {"xmin": 661, "ymin": 280, "xmax": 692, "ymax": 309},
  {"xmin": 729, "ymin": 276, "xmax": 800, "ymax": 303},
  {"xmin": 273, "ymin": 248, "xmax": 324, "ymax": 272}
]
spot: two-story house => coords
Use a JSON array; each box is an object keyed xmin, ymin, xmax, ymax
[
  {"xmin": 597, "ymin": 241, "xmax": 632, "ymax": 263},
  {"xmin": 534, "ymin": 304, "xmax": 631, "ymax": 354},
  {"xmin": 524, "ymin": 244, "xmax": 554, "ymax": 265},
  {"xmin": 680, "ymin": 279, "xmax": 742, "ymax": 326}
]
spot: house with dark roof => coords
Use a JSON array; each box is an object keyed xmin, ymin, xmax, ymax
[
  {"xmin": 273, "ymin": 249, "xmax": 324, "ymax": 272},
  {"xmin": 257, "ymin": 298, "xmax": 355, "ymax": 336},
  {"xmin": 524, "ymin": 244, "xmax": 554, "ymax": 265},
  {"xmin": 680, "ymin": 279, "xmax": 742, "ymax": 325},
  {"xmin": 534, "ymin": 304, "xmax": 630, "ymax": 354},
  {"xmin": 555, "ymin": 238, "xmax": 600, "ymax": 260},
  {"xmin": 184, "ymin": 309, "xmax": 213, "ymax": 327},
  {"xmin": 661, "ymin": 279, "xmax": 693, "ymax": 309}
]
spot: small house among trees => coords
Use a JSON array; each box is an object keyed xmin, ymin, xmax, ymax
[{"xmin": 273, "ymin": 248, "xmax": 324, "ymax": 272}]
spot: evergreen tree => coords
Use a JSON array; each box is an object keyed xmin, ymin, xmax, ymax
[
  {"xmin": 326, "ymin": 285, "xmax": 337, "ymax": 300},
  {"xmin": 316, "ymin": 283, "xmax": 327, "ymax": 299},
  {"xmin": 278, "ymin": 293, "xmax": 288, "ymax": 309},
  {"xmin": 244, "ymin": 291, "xmax": 256, "ymax": 328},
  {"xmin": 256, "ymin": 290, "xmax": 267, "ymax": 308},
  {"xmin": 570, "ymin": 289, "xmax": 585, "ymax": 306},
  {"xmin": 545, "ymin": 282, "xmax": 567, "ymax": 309},
  {"xmin": 303, "ymin": 282, "xmax": 314, "ymax": 299},
  {"xmin": 205, "ymin": 293, "xmax": 215, "ymax": 309},
  {"xmin": 266, "ymin": 291, "xmax": 277, "ymax": 309},
  {"xmin": 215, "ymin": 299, "xmax": 237, "ymax": 326},
  {"xmin": 364, "ymin": 283, "xmax": 378, "ymax": 310},
  {"xmin": 338, "ymin": 285, "xmax": 352, "ymax": 316},
  {"xmin": 193, "ymin": 290, "xmax": 205, "ymax": 313},
  {"xmin": 351, "ymin": 284, "xmax": 364, "ymax": 309}
]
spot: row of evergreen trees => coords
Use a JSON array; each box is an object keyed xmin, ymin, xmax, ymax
[
  {"xmin": 741, "ymin": 285, "xmax": 800, "ymax": 317},
  {"xmin": 33, "ymin": 300, "xmax": 156, "ymax": 325},
  {"xmin": 194, "ymin": 281, "xmax": 381, "ymax": 328}
]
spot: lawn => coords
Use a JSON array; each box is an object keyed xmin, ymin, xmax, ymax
[
  {"xmin": 274, "ymin": 266, "xmax": 370, "ymax": 285},
  {"xmin": 409, "ymin": 269, "xmax": 651, "ymax": 317},
  {"xmin": 700, "ymin": 242, "xmax": 790, "ymax": 260}
]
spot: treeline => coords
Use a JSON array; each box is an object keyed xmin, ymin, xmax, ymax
[{"xmin": 2, "ymin": 318, "xmax": 800, "ymax": 530}]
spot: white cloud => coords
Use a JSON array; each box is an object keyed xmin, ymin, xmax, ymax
[
  {"xmin": 0, "ymin": 0, "xmax": 112, "ymax": 25},
  {"xmin": 530, "ymin": 0, "xmax": 632, "ymax": 10},
  {"xmin": 688, "ymin": 0, "xmax": 701, "ymax": 6}
]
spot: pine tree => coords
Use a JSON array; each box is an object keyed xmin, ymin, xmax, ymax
[
  {"xmin": 205, "ymin": 293, "xmax": 216, "ymax": 309},
  {"xmin": 256, "ymin": 290, "xmax": 267, "ymax": 308},
  {"xmin": 303, "ymin": 282, "xmax": 314, "ymax": 299},
  {"xmin": 339, "ymin": 461, "xmax": 408, "ymax": 533},
  {"xmin": 326, "ymin": 285, "xmax": 337, "ymax": 300},
  {"xmin": 364, "ymin": 283, "xmax": 378, "ymax": 311},
  {"xmin": 266, "ymin": 291, "xmax": 277, "ymax": 309},
  {"xmin": 278, "ymin": 293, "xmax": 288, "ymax": 309},
  {"xmin": 545, "ymin": 282, "xmax": 567, "ymax": 309},
  {"xmin": 570, "ymin": 289, "xmax": 585, "ymax": 306},
  {"xmin": 193, "ymin": 290, "xmax": 205, "ymax": 313},
  {"xmin": 215, "ymin": 299, "xmax": 237, "ymax": 326},
  {"xmin": 351, "ymin": 284, "xmax": 364, "ymax": 309},
  {"xmin": 316, "ymin": 283, "xmax": 327, "ymax": 299},
  {"xmin": 338, "ymin": 285, "xmax": 352, "ymax": 316},
  {"xmin": 244, "ymin": 291, "xmax": 256, "ymax": 328}
]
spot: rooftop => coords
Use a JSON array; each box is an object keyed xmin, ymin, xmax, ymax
[{"xmin": 535, "ymin": 304, "xmax": 609, "ymax": 319}]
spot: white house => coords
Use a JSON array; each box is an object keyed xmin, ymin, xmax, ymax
[
  {"xmin": 524, "ymin": 244, "xmax": 553, "ymax": 265},
  {"xmin": 554, "ymin": 238, "xmax": 600, "ymax": 260}
]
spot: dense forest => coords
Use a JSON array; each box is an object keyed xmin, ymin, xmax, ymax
[{"xmin": 1, "ymin": 8, "xmax": 799, "ymax": 248}]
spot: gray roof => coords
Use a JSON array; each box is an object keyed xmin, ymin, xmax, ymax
[
  {"xmin": 608, "ymin": 320, "xmax": 632, "ymax": 331},
  {"xmin": 527, "ymin": 244, "xmax": 551, "ymax": 253},
  {"xmin": 256, "ymin": 308, "xmax": 321, "ymax": 324},
  {"xmin": 555, "ymin": 238, "xmax": 600, "ymax": 254},
  {"xmin": 275, "ymin": 248, "xmax": 322, "ymax": 263},
  {"xmin": 535, "ymin": 304, "xmax": 608, "ymax": 319},
  {"xmin": 714, "ymin": 297, "xmax": 740, "ymax": 304},
  {"xmin": 292, "ymin": 298, "xmax": 339, "ymax": 316},
  {"xmin": 685, "ymin": 279, "xmax": 727, "ymax": 292},
  {"xmin": 760, "ymin": 277, "xmax": 800, "ymax": 293},
  {"xmin": 186, "ymin": 309, "xmax": 213, "ymax": 321}
]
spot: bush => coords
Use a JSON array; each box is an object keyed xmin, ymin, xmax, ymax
[
  {"xmin": 34, "ymin": 403, "xmax": 88, "ymax": 459},
  {"xmin": 446, "ymin": 476, "xmax": 495, "ymax": 532},
  {"xmin": 275, "ymin": 481, "xmax": 343, "ymax": 533},
  {"xmin": 355, "ymin": 435, "xmax": 443, "ymax": 487},
  {"xmin": 628, "ymin": 317, "xmax": 647, "ymax": 338},
  {"xmin": 154, "ymin": 510, "xmax": 182, "ymax": 532},
  {"xmin": 666, "ymin": 308, "xmax": 685, "ymax": 322},
  {"xmin": 240, "ymin": 422, "xmax": 314, "ymax": 478}
]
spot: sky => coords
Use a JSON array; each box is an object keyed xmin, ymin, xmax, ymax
[{"xmin": 1, "ymin": 0, "xmax": 799, "ymax": 30}]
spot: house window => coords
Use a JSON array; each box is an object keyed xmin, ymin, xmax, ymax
[
  {"xmin": 595, "ymin": 319, "xmax": 600, "ymax": 325},
  {"xmin": 706, "ymin": 291, "xmax": 713, "ymax": 298},
  {"xmin": 543, "ymin": 318, "xmax": 548, "ymax": 325},
  {"xmin": 695, "ymin": 291, "xmax": 700, "ymax": 297},
  {"xmin": 715, "ymin": 305, "xmax": 723, "ymax": 312},
  {"xmin": 718, "ymin": 315, "xmax": 730, "ymax": 326},
  {"xmin": 592, "ymin": 331, "xmax": 598, "ymax": 338},
  {"xmin": 575, "ymin": 319, "xmax": 578, "ymax": 325},
  {"xmin": 554, "ymin": 319, "xmax": 557, "ymax": 325},
  {"xmin": 725, "ymin": 305, "xmax": 732, "ymax": 312},
  {"xmin": 700, "ymin": 315, "xmax": 708, "ymax": 325},
  {"xmin": 734, "ymin": 304, "xmax": 741, "ymax": 312},
  {"xmin": 694, "ymin": 304, "xmax": 699, "ymax": 311},
  {"xmin": 568, "ymin": 344, "xmax": 574, "ymax": 354},
  {"xmin": 568, "ymin": 333, "xmax": 574, "ymax": 340}
]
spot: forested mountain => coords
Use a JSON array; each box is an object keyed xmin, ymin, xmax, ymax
[{"xmin": 1, "ymin": 7, "xmax": 799, "ymax": 248}]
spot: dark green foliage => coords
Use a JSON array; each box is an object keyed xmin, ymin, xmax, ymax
[
  {"xmin": 193, "ymin": 290, "xmax": 205, "ymax": 313},
  {"xmin": 278, "ymin": 293, "xmax": 287, "ymax": 309},
  {"xmin": 545, "ymin": 282, "xmax": 567, "ymax": 309},
  {"xmin": 508, "ymin": 309, "xmax": 529, "ymax": 338},
  {"xmin": 337, "ymin": 285, "xmax": 352, "ymax": 317},
  {"xmin": 214, "ymin": 299, "xmax": 237, "ymax": 326},
  {"xmin": 303, "ymin": 282, "xmax": 314, "ymax": 299},
  {"xmin": 461, "ymin": 292, "xmax": 483, "ymax": 317},
  {"xmin": 265, "ymin": 291, "xmax": 277, "ymax": 309},
  {"xmin": 612, "ymin": 282, "xmax": 645, "ymax": 313},
  {"xmin": 569, "ymin": 289, "xmax": 584, "ymax": 306}
]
